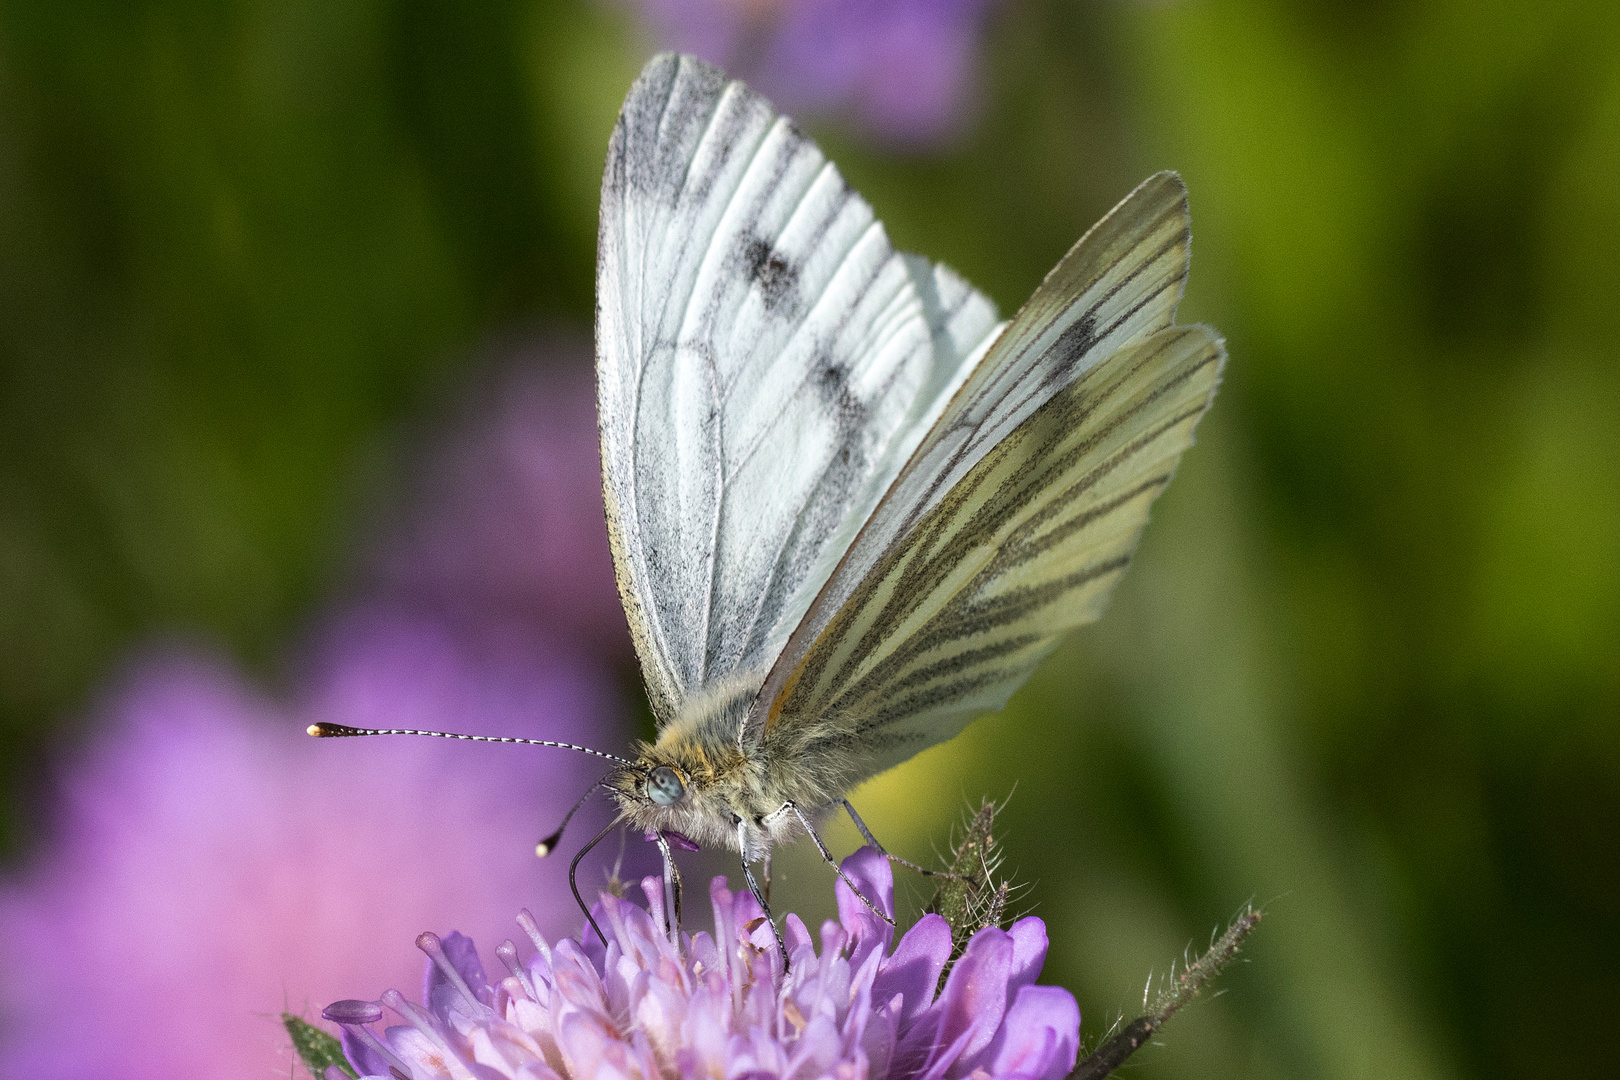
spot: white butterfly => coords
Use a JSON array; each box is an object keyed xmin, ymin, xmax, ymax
[
  {"xmin": 596, "ymin": 49, "xmax": 1222, "ymax": 939},
  {"xmin": 316, "ymin": 53, "xmax": 1223, "ymax": 965}
]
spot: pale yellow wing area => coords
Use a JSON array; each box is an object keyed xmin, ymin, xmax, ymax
[
  {"xmin": 746, "ymin": 173, "xmax": 1194, "ymax": 742},
  {"xmin": 761, "ymin": 324, "xmax": 1224, "ymax": 783}
]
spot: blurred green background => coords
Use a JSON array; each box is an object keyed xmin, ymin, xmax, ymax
[{"xmin": 2, "ymin": 2, "xmax": 1616, "ymax": 1078}]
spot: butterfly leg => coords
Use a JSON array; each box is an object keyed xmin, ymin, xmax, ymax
[
  {"xmin": 843, "ymin": 800, "xmax": 974, "ymax": 885},
  {"xmin": 649, "ymin": 830, "xmax": 684, "ymax": 950},
  {"xmin": 569, "ymin": 816, "xmax": 623, "ymax": 947},
  {"xmin": 735, "ymin": 816, "xmax": 790, "ymax": 972},
  {"xmin": 771, "ymin": 801, "xmax": 895, "ymax": 927}
]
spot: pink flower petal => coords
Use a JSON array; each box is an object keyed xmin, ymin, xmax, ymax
[
  {"xmin": 873, "ymin": 913, "xmax": 951, "ymax": 1030},
  {"xmin": 984, "ymin": 985, "xmax": 1080, "ymax": 1080}
]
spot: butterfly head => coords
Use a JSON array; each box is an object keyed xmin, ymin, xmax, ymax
[{"xmin": 605, "ymin": 730, "xmax": 760, "ymax": 852}]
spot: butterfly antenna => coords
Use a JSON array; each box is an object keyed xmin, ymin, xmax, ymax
[
  {"xmin": 536, "ymin": 776, "xmax": 611, "ymax": 858},
  {"xmin": 306, "ymin": 722, "xmax": 635, "ymax": 767},
  {"xmin": 570, "ymin": 816, "xmax": 624, "ymax": 947}
]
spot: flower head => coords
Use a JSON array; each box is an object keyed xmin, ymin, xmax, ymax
[{"xmin": 325, "ymin": 847, "xmax": 1079, "ymax": 1080}]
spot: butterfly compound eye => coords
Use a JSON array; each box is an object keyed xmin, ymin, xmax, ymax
[{"xmin": 646, "ymin": 766, "xmax": 685, "ymax": 806}]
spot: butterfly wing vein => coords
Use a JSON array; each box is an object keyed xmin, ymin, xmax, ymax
[
  {"xmin": 765, "ymin": 325, "xmax": 1225, "ymax": 785},
  {"xmin": 598, "ymin": 54, "xmax": 1002, "ymax": 724}
]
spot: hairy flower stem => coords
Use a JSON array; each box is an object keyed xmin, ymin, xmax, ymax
[
  {"xmin": 1070, "ymin": 906, "xmax": 1263, "ymax": 1080},
  {"xmin": 927, "ymin": 798, "xmax": 1009, "ymax": 969}
]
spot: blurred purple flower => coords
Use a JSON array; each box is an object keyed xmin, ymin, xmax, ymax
[
  {"xmin": 325, "ymin": 848, "xmax": 1079, "ymax": 1080},
  {"xmin": 370, "ymin": 339, "xmax": 629, "ymax": 656},
  {"xmin": 624, "ymin": 1, "xmax": 1004, "ymax": 145},
  {"xmin": 0, "ymin": 354, "xmax": 638, "ymax": 1078}
]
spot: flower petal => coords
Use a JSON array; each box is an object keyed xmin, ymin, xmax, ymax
[
  {"xmin": 983, "ymin": 985, "xmax": 1079, "ymax": 1080},
  {"xmin": 903, "ymin": 927, "xmax": 1013, "ymax": 1079},
  {"xmin": 835, "ymin": 847, "xmax": 895, "ymax": 961},
  {"xmin": 426, "ymin": 931, "xmax": 494, "ymax": 1024},
  {"xmin": 1006, "ymin": 918, "xmax": 1048, "ymax": 994},
  {"xmin": 837, "ymin": 847, "xmax": 895, "ymax": 920},
  {"xmin": 872, "ymin": 913, "xmax": 951, "ymax": 1032},
  {"xmin": 783, "ymin": 912, "xmax": 814, "ymax": 962},
  {"xmin": 338, "ymin": 1026, "xmax": 395, "ymax": 1078}
]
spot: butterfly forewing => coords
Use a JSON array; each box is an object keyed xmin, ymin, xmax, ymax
[
  {"xmin": 597, "ymin": 54, "xmax": 1002, "ymax": 723},
  {"xmin": 762, "ymin": 324, "xmax": 1224, "ymax": 781}
]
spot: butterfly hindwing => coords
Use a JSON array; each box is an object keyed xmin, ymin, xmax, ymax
[
  {"xmin": 747, "ymin": 174, "xmax": 1212, "ymax": 751},
  {"xmin": 597, "ymin": 54, "xmax": 1002, "ymax": 723},
  {"xmin": 761, "ymin": 324, "xmax": 1224, "ymax": 780}
]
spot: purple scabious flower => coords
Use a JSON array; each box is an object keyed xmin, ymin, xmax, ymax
[
  {"xmin": 0, "ymin": 356, "xmax": 635, "ymax": 1079},
  {"xmin": 325, "ymin": 847, "xmax": 1079, "ymax": 1080},
  {"xmin": 0, "ymin": 635, "xmax": 621, "ymax": 1078},
  {"xmin": 622, "ymin": 0, "xmax": 1004, "ymax": 145}
]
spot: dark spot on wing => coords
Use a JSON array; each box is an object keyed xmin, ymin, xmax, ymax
[
  {"xmin": 743, "ymin": 236, "xmax": 799, "ymax": 314},
  {"xmin": 811, "ymin": 357, "xmax": 866, "ymax": 428},
  {"xmin": 1046, "ymin": 312, "xmax": 1098, "ymax": 391}
]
